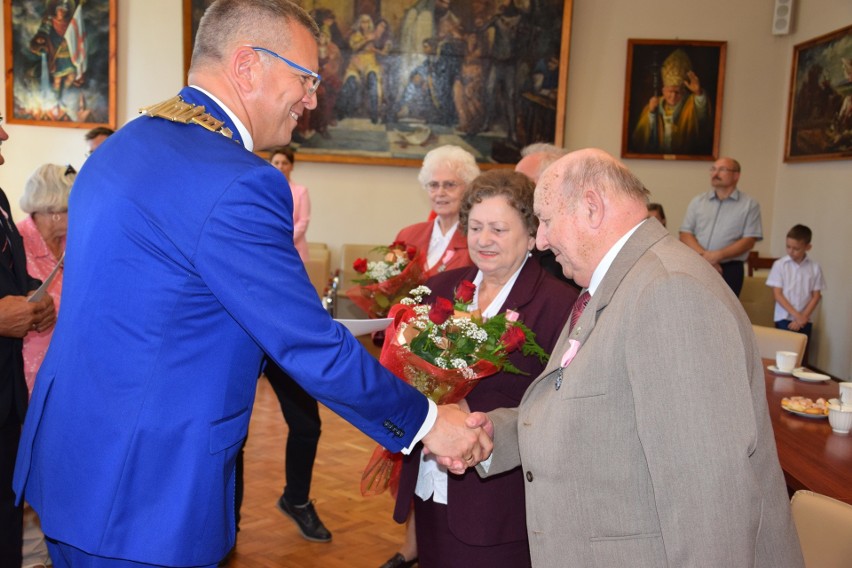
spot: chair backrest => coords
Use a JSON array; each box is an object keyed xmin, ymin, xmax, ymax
[
  {"xmin": 739, "ymin": 275, "xmax": 775, "ymax": 327},
  {"xmin": 752, "ymin": 324, "xmax": 807, "ymax": 367},
  {"xmin": 747, "ymin": 251, "xmax": 777, "ymax": 276},
  {"xmin": 791, "ymin": 490, "xmax": 852, "ymax": 567},
  {"xmin": 303, "ymin": 243, "xmax": 330, "ymax": 298}
]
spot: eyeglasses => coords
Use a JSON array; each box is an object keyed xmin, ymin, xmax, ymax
[
  {"xmin": 425, "ymin": 180, "xmax": 462, "ymax": 191},
  {"xmin": 709, "ymin": 166, "xmax": 739, "ymax": 173},
  {"xmin": 250, "ymin": 46, "xmax": 321, "ymax": 96}
]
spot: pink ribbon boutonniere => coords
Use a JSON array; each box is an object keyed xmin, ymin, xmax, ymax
[{"xmin": 555, "ymin": 339, "xmax": 582, "ymax": 391}]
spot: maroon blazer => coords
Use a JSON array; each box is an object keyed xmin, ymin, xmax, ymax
[
  {"xmin": 393, "ymin": 260, "xmax": 578, "ymax": 546},
  {"xmin": 394, "ymin": 221, "xmax": 471, "ymax": 279}
]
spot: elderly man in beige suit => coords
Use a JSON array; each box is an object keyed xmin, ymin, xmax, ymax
[{"xmin": 474, "ymin": 149, "xmax": 803, "ymax": 567}]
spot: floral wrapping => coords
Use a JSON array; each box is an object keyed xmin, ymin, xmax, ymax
[
  {"xmin": 360, "ymin": 304, "xmax": 499, "ymax": 497},
  {"xmin": 345, "ymin": 251, "xmax": 425, "ymax": 319}
]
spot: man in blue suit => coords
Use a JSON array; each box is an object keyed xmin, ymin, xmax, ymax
[{"xmin": 13, "ymin": 1, "xmax": 491, "ymax": 566}]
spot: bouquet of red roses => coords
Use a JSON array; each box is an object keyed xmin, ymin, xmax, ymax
[
  {"xmin": 360, "ymin": 281, "xmax": 548, "ymax": 496},
  {"xmin": 345, "ymin": 241, "xmax": 424, "ymax": 318}
]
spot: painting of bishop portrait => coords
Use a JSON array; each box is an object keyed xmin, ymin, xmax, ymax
[
  {"xmin": 4, "ymin": 0, "xmax": 117, "ymax": 128},
  {"xmin": 622, "ymin": 39, "xmax": 726, "ymax": 161}
]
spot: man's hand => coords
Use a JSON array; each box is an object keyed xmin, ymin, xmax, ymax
[
  {"xmin": 30, "ymin": 294, "xmax": 56, "ymax": 333},
  {"xmin": 422, "ymin": 404, "xmax": 493, "ymax": 474},
  {"xmin": 0, "ymin": 295, "xmax": 51, "ymax": 337},
  {"xmin": 701, "ymin": 249, "xmax": 725, "ymax": 265}
]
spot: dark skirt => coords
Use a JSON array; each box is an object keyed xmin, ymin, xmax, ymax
[{"xmin": 414, "ymin": 496, "xmax": 532, "ymax": 568}]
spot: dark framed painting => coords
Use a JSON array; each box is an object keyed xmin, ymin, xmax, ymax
[
  {"xmin": 183, "ymin": 0, "xmax": 574, "ymax": 167},
  {"xmin": 784, "ymin": 24, "xmax": 852, "ymax": 162},
  {"xmin": 621, "ymin": 39, "xmax": 726, "ymax": 161},
  {"xmin": 4, "ymin": 0, "xmax": 117, "ymax": 128}
]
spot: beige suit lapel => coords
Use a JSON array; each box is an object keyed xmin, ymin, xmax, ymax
[{"xmin": 531, "ymin": 221, "xmax": 670, "ymax": 388}]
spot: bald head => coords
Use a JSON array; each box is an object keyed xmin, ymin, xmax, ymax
[{"xmin": 533, "ymin": 149, "xmax": 650, "ymax": 286}]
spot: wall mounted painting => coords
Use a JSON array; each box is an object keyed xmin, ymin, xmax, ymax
[
  {"xmin": 622, "ymin": 39, "xmax": 726, "ymax": 161},
  {"xmin": 784, "ymin": 23, "xmax": 852, "ymax": 162},
  {"xmin": 183, "ymin": 0, "xmax": 574, "ymax": 167},
  {"xmin": 4, "ymin": 0, "xmax": 117, "ymax": 128}
]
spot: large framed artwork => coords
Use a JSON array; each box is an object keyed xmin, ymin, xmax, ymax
[
  {"xmin": 183, "ymin": 0, "xmax": 574, "ymax": 167},
  {"xmin": 784, "ymin": 24, "xmax": 852, "ymax": 162},
  {"xmin": 621, "ymin": 39, "xmax": 726, "ymax": 161},
  {"xmin": 4, "ymin": 0, "xmax": 117, "ymax": 128}
]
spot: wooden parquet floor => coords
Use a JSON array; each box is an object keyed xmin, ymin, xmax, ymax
[{"xmin": 228, "ymin": 340, "xmax": 404, "ymax": 568}]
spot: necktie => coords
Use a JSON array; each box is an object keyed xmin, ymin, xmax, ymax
[{"xmin": 569, "ymin": 290, "xmax": 591, "ymax": 332}]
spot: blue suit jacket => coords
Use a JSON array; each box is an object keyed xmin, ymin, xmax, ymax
[{"xmin": 13, "ymin": 88, "xmax": 428, "ymax": 566}]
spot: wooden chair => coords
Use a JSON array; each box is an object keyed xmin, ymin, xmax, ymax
[
  {"xmin": 791, "ymin": 490, "xmax": 852, "ymax": 567},
  {"xmin": 747, "ymin": 251, "xmax": 777, "ymax": 276},
  {"xmin": 752, "ymin": 324, "xmax": 807, "ymax": 368},
  {"xmin": 303, "ymin": 242, "xmax": 330, "ymax": 298},
  {"xmin": 739, "ymin": 275, "xmax": 775, "ymax": 327}
]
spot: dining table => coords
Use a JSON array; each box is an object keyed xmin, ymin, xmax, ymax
[{"xmin": 762, "ymin": 359, "xmax": 852, "ymax": 504}]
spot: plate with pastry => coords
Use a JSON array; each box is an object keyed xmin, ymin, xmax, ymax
[{"xmin": 781, "ymin": 396, "xmax": 829, "ymax": 419}]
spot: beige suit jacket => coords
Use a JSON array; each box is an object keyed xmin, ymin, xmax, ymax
[{"xmin": 481, "ymin": 220, "xmax": 803, "ymax": 567}]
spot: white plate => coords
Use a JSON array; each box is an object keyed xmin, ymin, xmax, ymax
[
  {"xmin": 782, "ymin": 406, "xmax": 829, "ymax": 419},
  {"xmin": 768, "ymin": 365, "xmax": 803, "ymax": 376},
  {"xmin": 792, "ymin": 369, "xmax": 831, "ymax": 383}
]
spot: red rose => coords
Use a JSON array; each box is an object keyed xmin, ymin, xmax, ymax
[
  {"xmin": 500, "ymin": 325, "xmax": 526, "ymax": 353},
  {"xmin": 406, "ymin": 245, "xmax": 417, "ymax": 261},
  {"xmin": 353, "ymin": 258, "xmax": 368, "ymax": 273},
  {"xmin": 428, "ymin": 297, "xmax": 454, "ymax": 325},
  {"xmin": 454, "ymin": 280, "xmax": 476, "ymax": 304}
]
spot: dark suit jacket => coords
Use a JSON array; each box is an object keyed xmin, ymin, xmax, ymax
[
  {"xmin": 0, "ymin": 189, "xmax": 40, "ymax": 426},
  {"xmin": 394, "ymin": 260, "xmax": 577, "ymax": 547},
  {"xmin": 395, "ymin": 220, "xmax": 472, "ymax": 279},
  {"xmin": 13, "ymin": 88, "xmax": 429, "ymax": 566}
]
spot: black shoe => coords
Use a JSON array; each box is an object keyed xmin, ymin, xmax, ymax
[
  {"xmin": 276, "ymin": 496, "xmax": 332, "ymax": 543},
  {"xmin": 379, "ymin": 552, "xmax": 419, "ymax": 568}
]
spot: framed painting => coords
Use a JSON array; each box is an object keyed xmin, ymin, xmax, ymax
[
  {"xmin": 784, "ymin": 24, "xmax": 852, "ymax": 162},
  {"xmin": 4, "ymin": 0, "xmax": 117, "ymax": 128},
  {"xmin": 621, "ymin": 39, "xmax": 726, "ymax": 161},
  {"xmin": 183, "ymin": 0, "xmax": 573, "ymax": 167}
]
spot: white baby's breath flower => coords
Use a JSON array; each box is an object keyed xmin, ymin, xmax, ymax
[
  {"xmin": 450, "ymin": 358, "xmax": 468, "ymax": 369},
  {"xmin": 434, "ymin": 357, "xmax": 448, "ymax": 369}
]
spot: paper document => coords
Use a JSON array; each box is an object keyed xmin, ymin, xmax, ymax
[
  {"xmin": 335, "ymin": 318, "xmax": 392, "ymax": 337},
  {"xmin": 28, "ymin": 253, "xmax": 64, "ymax": 303}
]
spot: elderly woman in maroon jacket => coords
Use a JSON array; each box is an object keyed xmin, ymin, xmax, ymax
[{"xmin": 389, "ymin": 170, "xmax": 578, "ymax": 568}]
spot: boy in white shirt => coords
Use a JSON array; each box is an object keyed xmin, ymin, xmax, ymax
[{"xmin": 766, "ymin": 224, "xmax": 826, "ymax": 364}]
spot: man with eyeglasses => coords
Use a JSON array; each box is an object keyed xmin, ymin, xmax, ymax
[
  {"xmin": 0, "ymin": 116, "xmax": 57, "ymax": 566},
  {"xmin": 679, "ymin": 157, "xmax": 763, "ymax": 296},
  {"xmin": 12, "ymin": 2, "xmax": 491, "ymax": 567}
]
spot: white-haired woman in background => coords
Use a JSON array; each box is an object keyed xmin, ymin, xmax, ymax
[
  {"xmin": 18, "ymin": 163, "xmax": 73, "ymax": 396},
  {"xmin": 394, "ymin": 145, "xmax": 480, "ymax": 279}
]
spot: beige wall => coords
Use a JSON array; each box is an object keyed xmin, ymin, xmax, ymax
[{"xmin": 0, "ymin": 0, "xmax": 849, "ymax": 378}]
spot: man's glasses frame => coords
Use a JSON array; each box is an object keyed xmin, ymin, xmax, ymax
[
  {"xmin": 249, "ymin": 46, "xmax": 321, "ymax": 96},
  {"xmin": 709, "ymin": 167, "xmax": 739, "ymax": 174}
]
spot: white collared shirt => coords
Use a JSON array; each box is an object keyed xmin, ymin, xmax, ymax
[
  {"xmin": 766, "ymin": 255, "xmax": 826, "ymax": 321},
  {"xmin": 188, "ymin": 85, "xmax": 254, "ymax": 151},
  {"xmin": 427, "ymin": 218, "xmax": 458, "ymax": 270}
]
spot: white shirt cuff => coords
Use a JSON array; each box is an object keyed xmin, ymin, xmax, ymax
[{"xmin": 402, "ymin": 398, "xmax": 437, "ymax": 455}]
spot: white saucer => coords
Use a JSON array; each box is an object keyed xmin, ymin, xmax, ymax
[
  {"xmin": 768, "ymin": 365, "xmax": 802, "ymax": 376},
  {"xmin": 792, "ymin": 369, "xmax": 831, "ymax": 383}
]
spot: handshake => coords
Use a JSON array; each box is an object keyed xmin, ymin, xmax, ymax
[{"xmin": 421, "ymin": 405, "xmax": 494, "ymax": 474}]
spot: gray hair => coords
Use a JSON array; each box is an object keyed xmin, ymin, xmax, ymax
[
  {"xmin": 190, "ymin": 0, "xmax": 319, "ymax": 71},
  {"xmin": 520, "ymin": 142, "xmax": 566, "ymax": 158},
  {"xmin": 20, "ymin": 164, "xmax": 75, "ymax": 214},
  {"xmin": 417, "ymin": 145, "xmax": 480, "ymax": 188}
]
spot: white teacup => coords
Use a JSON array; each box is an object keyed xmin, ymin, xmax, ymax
[
  {"xmin": 839, "ymin": 382, "xmax": 852, "ymax": 405},
  {"xmin": 775, "ymin": 351, "xmax": 798, "ymax": 373},
  {"xmin": 827, "ymin": 399, "xmax": 852, "ymax": 434}
]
